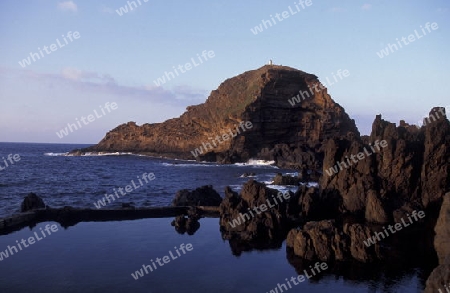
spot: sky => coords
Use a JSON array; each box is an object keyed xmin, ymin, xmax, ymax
[{"xmin": 0, "ymin": 0, "xmax": 449, "ymax": 143}]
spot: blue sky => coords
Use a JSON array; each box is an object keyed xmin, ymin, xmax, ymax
[{"xmin": 0, "ymin": 0, "xmax": 449, "ymax": 143}]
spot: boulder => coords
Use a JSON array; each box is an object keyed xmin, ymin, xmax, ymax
[
  {"xmin": 172, "ymin": 185, "xmax": 222, "ymax": 207},
  {"xmin": 272, "ymin": 173, "xmax": 300, "ymax": 185},
  {"xmin": 20, "ymin": 193, "xmax": 45, "ymax": 212},
  {"xmin": 240, "ymin": 172, "xmax": 256, "ymax": 178}
]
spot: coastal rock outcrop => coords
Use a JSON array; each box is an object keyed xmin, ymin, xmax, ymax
[
  {"xmin": 286, "ymin": 220, "xmax": 377, "ymax": 263},
  {"xmin": 73, "ymin": 65, "xmax": 359, "ymax": 169},
  {"xmin": 219, "ymin": 180, "xmax": 294, "ymax": 241},
  {"xmin": 425, "ymin": 218, "xmax": 450, "ymax": 293},
  {"xmin": 320, "ymin": 107, "xmax": 450, "ymax": 222},
  {"xmin": 272, "ymin": 173, "xmax": 301, "ymax": 186},
  {"xmin": 20, "ymin": 193, "xmax": 45, "ymax": 212},
  {"xmin": 172, "ymin": 185, "xmax": 222, "ymax": 207}
]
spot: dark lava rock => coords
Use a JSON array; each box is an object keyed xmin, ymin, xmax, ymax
[
  {"xmin": 20, "ymin": 193, "xmax": 45, "ymax": 212},
  {"xmin": 240, "ymin": 172, "xmax": 256, "ymax": 178},
  {"xmin": 286, "ymin": 220, "xmax": 377, "ymax": 263},
  {"xmin": 434, "ymin": 192, "xmax": 450, "ymax": 264},
  {"xmin": 320, "ymin": 107, "xmax": 450, "ymax": 222},
  {"xmin": 424, "ymin": 264, "xmax": 450, "ymax": 293},
  {"xmin": 172, "ymin": 185, "xmax": 222, "ymax": 207},
  {"xmin": 287, "ymin": 185, "xmax": 339, "ymax": 221},
  {"xmin": 272, "ymin": 173, "xmax": 300, "ymax": 185},
  {"xmin": 219, "ymin": 179, "xmax": 294, "ymax": 241}
]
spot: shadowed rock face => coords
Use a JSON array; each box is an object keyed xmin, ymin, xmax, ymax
[
  {"xmin": 286, "ymin": 220, "xmax": 377, "ymax": 263},
  {"xmin": 434, "ymin": 192, "xmax": 450, "ymax": 264},
  {"xmin": 219, "ymin": 180, "xmax": 294, "ymax": 242},
  {"xmin": 75, "ymin": 65, "xmax": 358, "ymax": 168},
  {"xmin": 425, "ymin": 264, "xmax": 450, "ymax": 293},
  {"xmin": 320, "ymin": 107, "xmax": 450, "ymax": 223},
  {"xmin": 284, "ymin": 107, "xmax": 449, "ymax": 273},
  {"xmin": 21, "ymin": 193, "xmax": 45, "ymax": 212},
  {"xmin": 172, "ymin": 185, "xmax": 222, "ymax": 207}
]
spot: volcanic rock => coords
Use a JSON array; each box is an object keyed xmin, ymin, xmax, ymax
[
  {"xmin": 286, "ymin": 185, "xmax": 339, "ymax": 221},
  {"xmin": 424, "ymin": 264, "xmax": 450, "ymax": 293},
  {"xmin": 286, "ymin": 220, "xmax": 377, "ymax": 263},
  {"xmin": 240, "ymin": 172, "xmax": 256, "ymax": 178},
  {"xmin": 272, "ymin": 173, "xmax": 300, "ymax": 185},
  {"xmin": 219, "ymin": 180, "xmax": 294, "ymax": 241},
  {"xmin": 434, "ymin": 192, "xmax": 450, "ymax": 264},
  {"xmin": 20, "ymin": 193, "xmax": 45, "ymax": 212},
  {"xmin": 320, "ymin": 107, "xmax": 450, "ymax": 222},
  {"xmin": 172, "ymin": 185, "xmax": 222, "ymax": 207}
]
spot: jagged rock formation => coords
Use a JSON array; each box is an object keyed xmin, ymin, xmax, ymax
[
  {"xmin": 74, "ymin": 65, "xmax": 359, "ymax": 169},
  {"xmin": 284, "ymin": 107, "xmax": 449, "ymax": 272},
  {"xmin": 219, "ymin": 180, "xmax": 294, "ymax": 241},
  {"xmin": 319, "ymin": 107, "xmax": 450, "ymax": 223}
]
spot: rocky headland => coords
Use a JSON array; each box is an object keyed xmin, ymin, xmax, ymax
[{"xmin": 71, "ymin": 65, "xmax": 359, "ymax": 169}]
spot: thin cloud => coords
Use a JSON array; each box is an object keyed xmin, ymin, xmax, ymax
[
  {"xmin": 2, "ymin": 67, "xmax": 207, "ymax": 106},
  {"xmin": 361, "ymin": 4, "xmax": 372, "ymax": 11},
  {"xmin": 58, "ymin": 1, "xmax": 77, "ymax": 12},
  {"xmin": 61, "ymin": 67, "xmax": 83, "ymax": 80}
]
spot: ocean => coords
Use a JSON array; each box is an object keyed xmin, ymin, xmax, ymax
[
  {"xmin": 0, "ymin": 143, "xmax": 431, "ymax": 292},
  {"xmin": 0, "ymin": 142, "xmax": 298, "ymax": 218}
]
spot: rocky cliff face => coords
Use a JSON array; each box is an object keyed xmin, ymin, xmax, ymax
[
  {"xmin": 76, "ymin": 65, "xmax": 358, "ymax": 168},
  {"xmin": 320, "ymin": 107, "xmax": 450, "ymax": 223},
  {"xmin": 434, "ymin": 192, "xmax": 450, "ymax": 264},
  {"xmin": 281, "ymin": 107, "xmax": 449, "ymax": 267},
  {"xmin": 424, "ymin": 192, "xmax": 450, "ymax": 293}
]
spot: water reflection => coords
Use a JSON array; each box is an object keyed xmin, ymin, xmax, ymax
[{"xmin": 171, "ymin": 215, "xmax": 200, "ymax": 235}]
